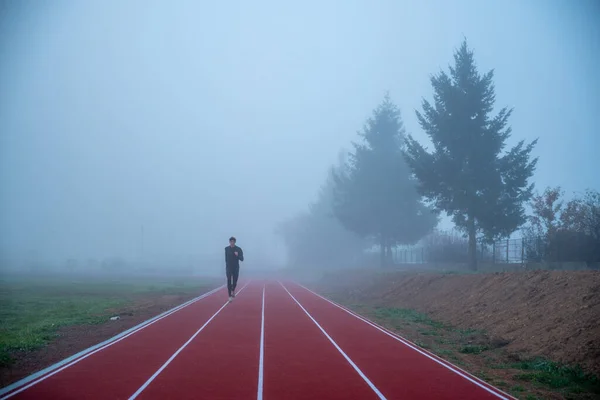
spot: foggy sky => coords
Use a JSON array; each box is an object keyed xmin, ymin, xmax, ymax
[{"xmin": 1, "ymin": 0, "xmax": 598, "ymax": 267}]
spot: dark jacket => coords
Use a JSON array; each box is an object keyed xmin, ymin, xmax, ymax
[{"xmin": 225, "ymin": 245, "xmax": 244, "ymax": 269}]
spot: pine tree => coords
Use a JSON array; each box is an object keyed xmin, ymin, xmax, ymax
[
  {"xmin": 404, "ymin": 40, "xmax": 538, "ymax": 270},
  {"xmin": 275, "ymin": 150, "xmax": 369, "ymax": 269},
  {"xmin": 333, "ymin": 93, "xmax": 438, "ymax": 267}
]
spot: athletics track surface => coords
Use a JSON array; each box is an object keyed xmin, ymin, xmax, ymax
[{"xmin": 0, "ymin": 280, "xmax": 516, "ymax": 400}]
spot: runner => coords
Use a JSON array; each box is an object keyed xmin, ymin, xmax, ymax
[{"xmin": 225, "ymin": 236, "xmax": 244, "ymax": 301}]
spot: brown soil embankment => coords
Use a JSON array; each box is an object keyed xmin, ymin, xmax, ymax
[{"xmin": 313, "ymin": 269, "xmax": 600, "ymax": 375}]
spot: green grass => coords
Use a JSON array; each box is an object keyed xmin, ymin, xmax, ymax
[
  {"xmin": 0, "ymin": 275, "xmax": 215, "ymax": 367},
  {"xmin": 511, "ymin": 385, "xmax": 525, "ymax": 393},
  {"xmin": 508, "ymin": 357, "xmax": 600, "ymax": 394},
  {"xmin": 414, "ymin": 340, "xmax": 430, "ymax": 349},
  {"xmin": 457, "ymin": 328, "xmax": 484, "ymax": 336},
  {"xmin": 418, "ymin": 329, "xmax": 440, "ymax": 336},
  {"xmin": 459, "ymin": 344, "xmax": 489, "ymax": 354},
  {"xmin": 476, "ymin": 370, "xmax": 492, "ymax": 381},
  {"xmin": 373, "ymin": 307, "xmax": 447, "ymax": 329}
]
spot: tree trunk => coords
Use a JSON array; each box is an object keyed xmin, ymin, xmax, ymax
[{"xmin": 468, "ymin": 216, "xmax": 478, "ymax": 271}]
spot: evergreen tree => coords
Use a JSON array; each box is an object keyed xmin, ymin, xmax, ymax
[
  {"xmin": 333, "ymin": 94, "xmax": 437, "ymax": 267},
  {"xmin": 276, "ymin": 150, "xmax": 370, "ymax": 269},
  {"xmin": 404, "ymin": 40, "xmax": 538, "ymax": 270}
]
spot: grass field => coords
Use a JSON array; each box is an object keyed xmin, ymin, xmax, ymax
[{"xmin": 0, "ymin": 273, "xmax": 218, "ymax": 368}]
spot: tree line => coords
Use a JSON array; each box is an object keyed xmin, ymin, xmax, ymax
[
  {"xmin": 276, "ymin": 39, "xmax": 596, "ymax": 270},
  {"xmin": 523, "ymin": 187, "xmax": 600, "ymax": 264}
]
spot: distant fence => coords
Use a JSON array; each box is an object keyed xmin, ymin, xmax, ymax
[{"xmin": 392, "ymin": 234, "xmax": 599, "ymax": 266}]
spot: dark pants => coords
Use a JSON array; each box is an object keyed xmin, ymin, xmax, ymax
[{"xmin": 226, "ymin": 265, "xmax": 239, "ymax": 295}]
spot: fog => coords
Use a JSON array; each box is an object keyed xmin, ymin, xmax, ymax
[{"xmin": 1, "ymin": 0, "xmax": 598, "ymax": 274}]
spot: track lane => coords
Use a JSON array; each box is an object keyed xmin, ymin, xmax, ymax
[
  {"xmin": 263, "ymin": 281, "xmax": 380, "ymax": 400},
  {"xmin": 3, "ymin": 279, "xmax": 519, "ymax": 399},
  {"xmin": 6, "ymin": 284, "xmax": 234, "ymax": 400},
  {"xmin": 134, "ymin": 281, "xmax": 263, "ymax": 400},
  {"xmin": 282, "ymin": 281, "xmax": 514, "ymax": 400}
]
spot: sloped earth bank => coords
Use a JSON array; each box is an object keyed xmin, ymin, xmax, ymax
[{"xmin": 308, "ymin": 269, "xmax": 600, "ymax": 400}]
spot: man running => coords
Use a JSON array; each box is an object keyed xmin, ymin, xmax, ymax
[{"xmin": 225, "ymin": 236, "xmax": 244, "ymax": 301}]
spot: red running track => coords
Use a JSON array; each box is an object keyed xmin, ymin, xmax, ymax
[{"xmin": 0, "ymin": 280, "xmax": 515, "ymax": 400}]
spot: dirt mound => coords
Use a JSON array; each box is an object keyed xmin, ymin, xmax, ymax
[{"xmin": 315, "ymin": 269, "xmax": 600, "ymax": 375}]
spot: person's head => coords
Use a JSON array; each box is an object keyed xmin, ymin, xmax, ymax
[{"xmin": 229, "ymin": 236, "xmax": 236, "ymax": 247}]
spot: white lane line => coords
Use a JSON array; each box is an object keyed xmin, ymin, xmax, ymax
[
  {"xmin": 296, "ymin": 283, "xmax": 515, "ymax": 400},
  {"xmin": 278, "ymin": 281, "xmax": 386, "ymax": 400},
  {"xmin": 128, "ymin": 281, "xmax": 252, "ymax": 400},
  {"xmin": 257, "ymin": 285, "xmax": 265, "ymax": 400},
  {"xmin": 0, "ymin": 284, "xmax": 225, "ymax": 400}
]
